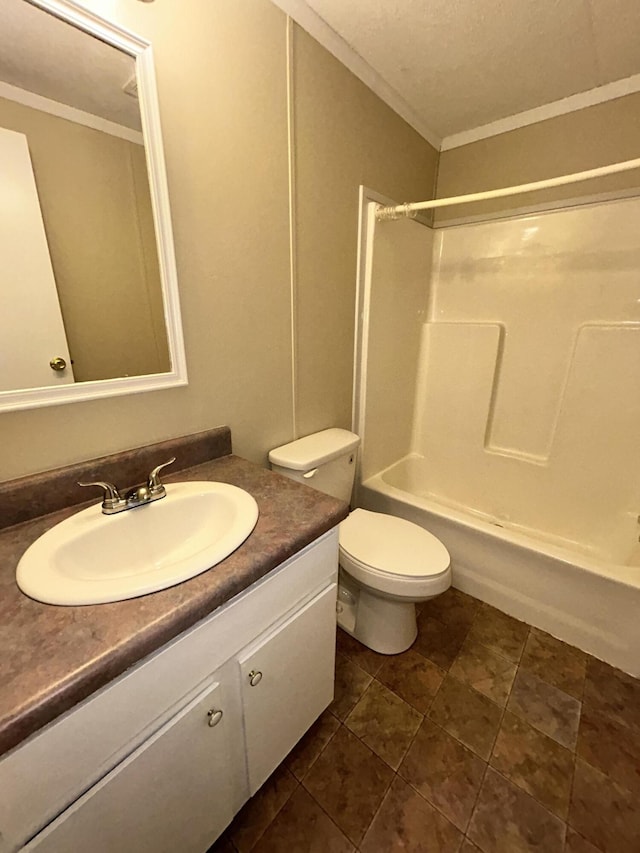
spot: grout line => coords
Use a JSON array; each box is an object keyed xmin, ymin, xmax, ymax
[
  {"xmin": 296, "ymin": 722, "xmax": 364, "ymax": 847},
  {"xmin": 420, "ymin": 602, "xmax": 526, "ymax": 842},
  {"xmin": 400, "ymin": 772, "xmax": 470, "ymax": 836},
  {"xmin": 459, "ymin": 630, "xmax": 527, "ymax": 667},
  {"xmin": 304, "ymin": 714, "xmax": 397, "ymax": 833},
  {"xmin": 332, "ymin": 676, "xmax": 425, "ymax": 843},
  {"xmin": 488, "ymin": 765, "xmax": 569, "ymax": 834},
  {"xmin": 565, "ymin": 752, "xmax": 580, "ymax": 845},
  {"xmin": 465, "ymin": 747, "xmax": 491, "ymax": 846},
  {"xmin": 344, "ymin": 677, "xmax": 425, "ymax": 772},
  {"xmin": 239, "ymin": 774, "xmax": 300, "ymax": 853},
  {"xmin": 463, "ymin": 640, "xmax": 516, "ymax": 837},
  {"xmin": 342, "ymin": 680, "xmax": 375, "ymax": 730},
  {"xmin": 578, "ymin": 657, "xmax": 589, "ymax": 706},
  {"xmin": 292, "ymin": 715, "xmax": 341, "ymax": 784},
  {"xmin": 473, "ymin": 645, "xmax": 578, "ymax": 839},
  {"xmin": 356, "ymin": 765, "xmax": 396, "ymax": 850},
  {"xmin": 307, "ymin": 714, "xmax": 397, "ymax": 847},
  {"xmin": 416, "ymin": 604, "xmax": 498, "ymax": 841},
  {"xmin": 393, "ymin": 692, "xmax": 489, "ymax": 838}
]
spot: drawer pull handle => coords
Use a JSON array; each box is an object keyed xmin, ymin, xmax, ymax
[
  {"xmin": 248, "ymin": 670, "xmax": 263, "ymax": 687},
  {"xmin": 207, "ymin": 708, "xmax": 224, "ymax": 727}
]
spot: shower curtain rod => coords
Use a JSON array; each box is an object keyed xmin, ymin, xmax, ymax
[{"xmin": 375, "ymin": 156, "xmax": 640, "ymax": 220}]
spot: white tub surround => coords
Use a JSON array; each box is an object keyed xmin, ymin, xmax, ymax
[{"xmin": 354, "ymin": 190, "xmax": 640, "ymax": 676}]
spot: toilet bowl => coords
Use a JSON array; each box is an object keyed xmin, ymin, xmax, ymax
[
  {"xmin": 269, "ymin": 428, "xmax": 451, "ymax": 654},
  {"xmin": 337, "ymin": 508, "xmax": 450, "ymax": 653}
]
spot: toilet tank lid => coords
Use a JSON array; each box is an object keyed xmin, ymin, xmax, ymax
[{"xmin": 269, "ymin": 428, "xmax": 360, "ymax": 471}]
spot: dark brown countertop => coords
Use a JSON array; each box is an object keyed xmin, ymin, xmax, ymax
[{"xmin": 0, "ymin": 452, "xmax": 348, "ymax": 757}]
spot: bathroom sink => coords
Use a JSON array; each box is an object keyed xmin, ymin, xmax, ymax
[{"xmin": 16, "ymin": 482, "xmax": 259, "ymax": 605}]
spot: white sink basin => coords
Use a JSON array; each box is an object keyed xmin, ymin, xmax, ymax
[{"xmin": 17, "ymin": 482, "xmax": 259, "ymax": 606}]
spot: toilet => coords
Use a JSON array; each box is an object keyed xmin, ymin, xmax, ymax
[{"xmin": 269, "ymin": 428, "xmax": 451, "ymax": 654}]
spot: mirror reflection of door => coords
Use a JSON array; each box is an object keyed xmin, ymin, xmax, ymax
[
  {"xmin": 0, "ymin": 126, "xmax": 74, "ymax": 391},
  {"xmin": 0, "ymin": 0, "xmax": 171, "ymax": 391}
]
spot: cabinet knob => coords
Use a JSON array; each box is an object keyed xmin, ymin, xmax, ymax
[
  {"xmin": 248, "ymin": 669, "xmax": 263, "ymax": 687},
  {"xmin": 207, "ymin": 708, "xmax": 224, "ymax": 727}
]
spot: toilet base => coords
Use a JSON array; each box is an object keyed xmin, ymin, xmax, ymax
[{"xmin": 337, "ymin": 583, "xmax": 417, "ymax": 655}]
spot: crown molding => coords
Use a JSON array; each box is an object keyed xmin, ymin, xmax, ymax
[
  {"xmin": 270, "ymin": 2, "xmax": 640, "ymax": 155},
  {"xmin": 269, "ymin": 0, "xmax": 442, "ymax": 151},
  {"xmin": 0, "ymin": 81, "xmax": 143, "ymax": 144},
  {"xmin": 441, "ymin": 73, "xmax": 640, "ymax": 151}
]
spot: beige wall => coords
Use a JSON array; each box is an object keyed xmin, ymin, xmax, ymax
[
  {"xmin": 293, "ymin": 28, "xmax": 438, "ymax": 436},
  {"xmin": 0, "ymin": 0, "xmax": 437, "ymax": 481},
  {"xmin": 436, "ymin": 92, "xmax": 640, "ymax": 222},
  {"xmin": 0, "ymin": 96, "xmax": 168, "ymax": 380}
]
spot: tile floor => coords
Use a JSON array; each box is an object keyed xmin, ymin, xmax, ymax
[{"xmin": 211, "ymin": 588, "xmax": 640, "ymax": 852}]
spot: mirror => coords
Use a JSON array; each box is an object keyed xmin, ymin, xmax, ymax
[{"xmin": 0, "ymin": 0, "xmax": 187, "ymax": 412}]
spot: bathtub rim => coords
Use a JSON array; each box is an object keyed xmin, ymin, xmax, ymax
[
  {"xmin": 361, "ymin": 462, "xmax": 638, "ymax": 587},
  {"xmin": 358, "ymin": 466, "xmax": 640, "ymax": 677}
]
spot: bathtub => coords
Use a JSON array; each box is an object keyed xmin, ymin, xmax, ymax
[{"xmin": 358, "ymin": 455, "xmax": 640, "ymax": 676}]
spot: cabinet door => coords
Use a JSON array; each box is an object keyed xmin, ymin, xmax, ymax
[
  {"xmin": 239, "ymin": 583, "xmax": 337, "ymax": 793},
  {"xmin": 24, "ymin": 677, "xmax": 235, "ymax": 853}
]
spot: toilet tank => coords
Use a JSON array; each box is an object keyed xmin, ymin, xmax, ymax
[{"xmin": 268, "ymin": 428, "xmax": 360, "ymax": 502}]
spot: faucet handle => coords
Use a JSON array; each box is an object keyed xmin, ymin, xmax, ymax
[
  {"xmin": 147, "ymin": 457, "xmax": 176, "ymax": 495},
  {"xmin": 78, "ymin": 480, "xmax": 123, "ymax": 511}
]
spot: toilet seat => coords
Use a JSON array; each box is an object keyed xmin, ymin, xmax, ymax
[{"xmin": 339, "ymin": 508, "xmax": 450, "ymax": 598}]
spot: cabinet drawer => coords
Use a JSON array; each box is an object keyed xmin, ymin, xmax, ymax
[
  {"xmin": 239, "ymin": 583, "xmax": 337, "ymax": 794},
  {"xmin": 23, "ymin": 677, "xmax": 235, "ymax": 853}
]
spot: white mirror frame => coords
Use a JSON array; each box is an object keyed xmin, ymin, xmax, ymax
[{"xmin": 1, "ymin": 0, "xmax": 187, "ymax": 412}]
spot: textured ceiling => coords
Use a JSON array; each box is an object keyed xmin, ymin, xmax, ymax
[
  {"xmin": 305, "ymin": 0, "xmax": 640, "ymax": 140},
  {"xmin": 0, "ymin": 0, "xmax": 140, "ymax": 131}
]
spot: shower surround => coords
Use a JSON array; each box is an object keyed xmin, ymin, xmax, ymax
[{"xmin": 356, "ymin": 196, "xmax": 640, "ymax": 674}]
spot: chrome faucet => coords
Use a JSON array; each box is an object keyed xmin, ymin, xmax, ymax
[{"xmin": 78, "ymin": 457, "xmax": 176, "ymax": 515}]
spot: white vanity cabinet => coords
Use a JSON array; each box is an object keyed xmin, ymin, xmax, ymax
[
  {"xmin": 24, "ymin": 677, "xmax": 238, "ymax": 853},
  {"xmin": 1, "ymin": 530, "xmax": 339, "ymax": 853},
  {"xmin": 240, "ymin": 583, "xmax": 337, "ymax": 794}
]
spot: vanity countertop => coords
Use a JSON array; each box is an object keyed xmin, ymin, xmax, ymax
[{"xmin": 0, "ymin": 453, "xmax": 349, "ymax": 758}]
